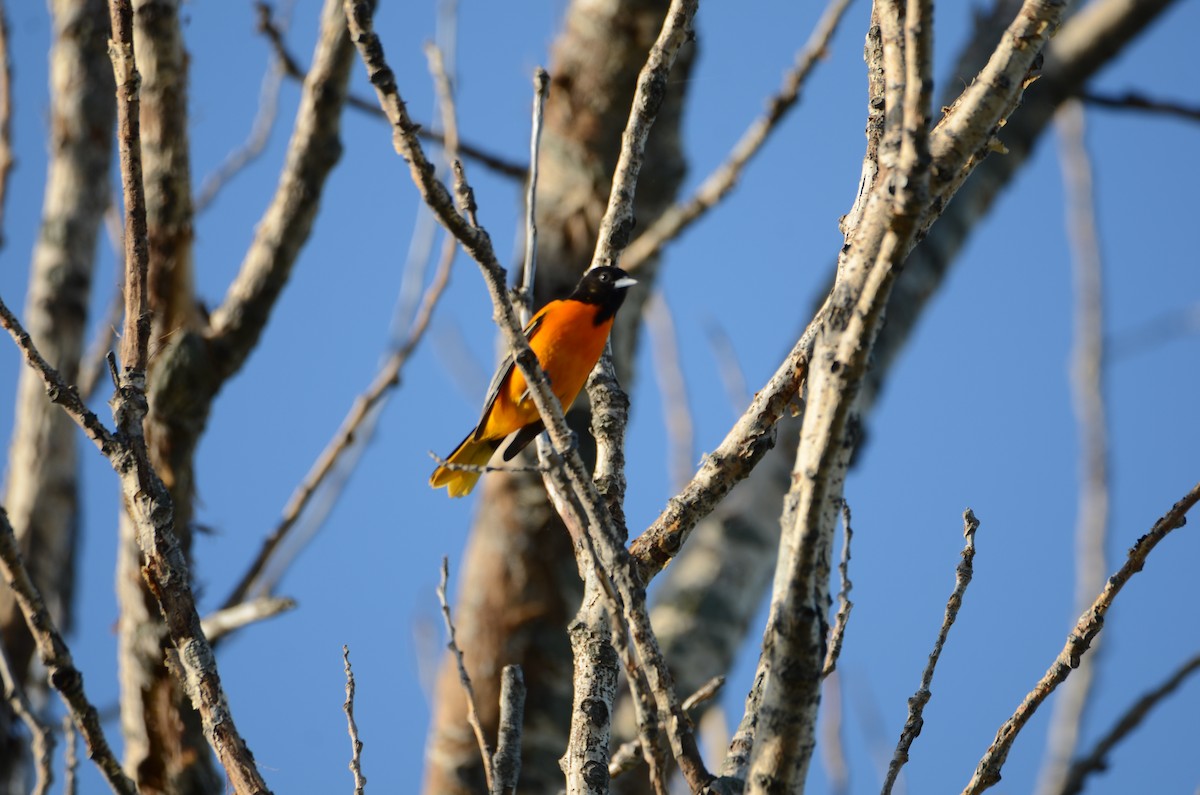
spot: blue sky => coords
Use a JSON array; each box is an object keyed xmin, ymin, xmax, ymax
[{"xmin": 1, "ymin": 1, "xmax": 1198, "ymax": 793}]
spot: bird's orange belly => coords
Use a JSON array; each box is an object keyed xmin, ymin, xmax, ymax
[{"xmin": 481, "ymin": 304, "xmax": 614, "ymax": 439}]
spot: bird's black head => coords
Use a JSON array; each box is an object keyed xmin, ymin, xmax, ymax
[{"xmin": 569, "ymin": 266, "xmax": 637, "ymax": 324}]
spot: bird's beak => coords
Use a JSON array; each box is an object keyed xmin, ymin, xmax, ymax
[{"xmin": 614, "ymin": 276, "xmax": 637, "ymax": 289}]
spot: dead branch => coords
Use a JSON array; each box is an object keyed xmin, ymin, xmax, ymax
[
  {"xmin": 438, "ymin": 558, "xmax": 495, "ymax": 791},
  {"xmin": 883, "ymin": 509, "xmax": 980, "ymax": 794},
  {"xmin": 1059, "ymin": 652, "xmax": 1200, "ymax": 795},
  {"xmin": 343, "ymin": 646, "xmax": 366, "ymax": 795},
  {"xmin": 0, "ymin": 508, "xmax": 133, "ymax": 795},
  {"xmin": 0, "ymin": 641, "xmax": 54, "ymax": 795},
  {"xmin": 1082, "ymin": 89, "xmax": 1200, "ymax": 123},
  {"xmin": 962, "ymin": 482, "xmax": 1200, "ymax": 794},
  {"xmin": 491, "ymin": 666, "xmax": 525, "ymax": 795}
]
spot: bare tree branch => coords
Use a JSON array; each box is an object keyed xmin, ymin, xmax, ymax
[
  {"xmin": 107, "ymin": 2, "xmax": 272, "ymax": 790},
  {"xmin": 0, "ymin": 299, "xmax": 117, "ymax": 454},
  {"xmin": 62, "ymin": 715, "xmax": 78, "ymax": 795},
  {"xmin": 491, "ymin": 666, "xmax": 525, "ymax": 795},
  {"xmin": 193, "ymin": 1, "xmax": 292, "ymax": 213},
  {"xmin": 1082, "ymin": 89, "xmax": 1200, "ymax": 123},
  {"xmin": 216, "ymin": 19, "xmax": 465, "ymax": 618},
  {"xmin": 1059, "ymin": 652, "xmax": 1200, "ymax": 795},
  {"xmin": 1034, "ymin": 97, "xmax": 1110, "ymax": 795},
  {"xmin": 0, "ymin": 508, "xmax": 134, "ymax": 795},
  {"xmin": 562, "ymin": 583, "xmax": 620, "ymax": 795},
  {"xmin": 343, "ymin": 646, "xmax": 366, "ymax": 795},
  {"xmin": 629, "ymin": 317, "xmax": 820, "ymax": 581},
  {"xmin": 518, "ymin": 67, "xmax": 550, "ymax": 320},
  {"xmin": 199, "ymin": 596, "xmax": 296, "ymax": 643},
  {"xmin": 0, "ymin": 641, "xmax": 54, "ymax": 795},
  {"xmin": 0, "ymin": 2, "xmax": 12, "ymax": 239},
  {"xmin": 608, "ymin": 676, "xmax": 724, "ymax": 781},
  {"xmin": 883, "ymin": 509, "xmax": 980, "ymax": 795},
  {"xmin": 962, "ymin": 482, "xmax": 1200, "ymax": 795},
  {"xmin": 438, "ymin": 558, "xmax": 495, "ymax": 792},
  {"xmin": 822, "ymin": 501, "xmax": 855, "ymax": 678},
  {"xmin": 643, "ymin": 291, "xmax": 693, "ymax": 493}
]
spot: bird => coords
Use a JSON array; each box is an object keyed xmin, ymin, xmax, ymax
[{"xmin": 430, "ymin": 266, "xmax": 637, "ymax": 497}]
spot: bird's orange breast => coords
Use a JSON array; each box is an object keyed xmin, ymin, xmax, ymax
[{"xmin": 479, "ymin": 299, "xmax": 613, "ymax": 440}]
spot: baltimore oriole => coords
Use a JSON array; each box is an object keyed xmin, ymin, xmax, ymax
[{"xmin": 430, "ymin": 266, "xmax": 637, "ymax": 497}]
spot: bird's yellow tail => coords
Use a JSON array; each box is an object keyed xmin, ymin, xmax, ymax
[{"xmin": 429, "ymin": 435, "xmax": 500, "ymax": 497}]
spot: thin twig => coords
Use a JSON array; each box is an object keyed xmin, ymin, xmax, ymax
[
  {"xmin": 0, "ymin": 297, "xmax": 117, "ymax": 454},
  {"xmin": 108, "ymin": 0, "xmax": 150, "ymax": 376},
  {"xmin": 343, "ymin": 645, "xmax": 366, "ymax": 795},
  {"xmin": 194, "ymin": 2, "xmax": 291, "ymax": 213},
  {"xmin": 1082, "ymin": 89, "xmax": 1200, "ymax": 123},
  {"xmin": 199, "ymin": 596, "xmax": 297, "ymax": 642},
  {"xmin": 1035, "ymin": 97, "xmax": 1110, "ymax": 795},
  {"xmin": 518, "ymin": 67, "xmax": 550, "ymax": 322},
  {"xmin": 1060, "ymin": 652, "xmax": 1200, "ymax": 795},
  {"xmin": 0, "ymin": 508, "xmax": 135, "ymax": 795},
  {"xmin": 424, "ymin": 43, "xmax": 460, "ymax": 162},
  {"xmin": 883, "ymin": 509, "xmax": 981, "ymax": 795},
  {"xmin": 77, "ymin": 274, "xmax": 124, "ymax": 401},
  {"xmin": 621, "ymin": 0, "xmax": 854, "ymax": 271},
  {"xmin": 0, "ymin": 639, "xmax": 54, "ymax": 795},
  {"xmin": 256, "ymin": 1, "xmax": 525, "ymax": 179},
  {"xmin": 644, "ymin": 291, "xmax": 694, "ymax": 493},
  {"xmin": 0, "ymin": 2, "xmax": 13, "ymax": 243},
  {"xmin": 62, "ymin": 715, "xmax": 78, "ymax": 795},
  {"xmin": 607, "ymin": 675, "xmax": 725, "ymax": 779},
  {"xmin": 490, "ymin": 665, "xmax": 525, "ymax": 795},
  {"xmin": 822, "ymin": 500, "xmax": 855, "ymax": 677},
  {"xmin": 962, "ymin": 482, "xmax": 1200, "ymax": 795},
  {"xmin": 1108, "ymin": 301, "xmax": 1200, "ymax": 360},
  {"xmin": 703, "ymin": 319, "xmax": 750, "ymax": 414},
  {"xmin": 437, "ymin": 558, "xmax": 495, "ymax": 792}
]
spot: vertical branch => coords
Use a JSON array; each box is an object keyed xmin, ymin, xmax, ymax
[
  {"xmin": 0, "ymin": 3, "xmax": 12, "ymax": 234},
  {"xmin": 106, "ymin": 2, "xmax": 273, "ymax": 792},
  {"xmin": 0, "ymin": 643, "xmax": 54, "ymax": 795},
  {"xmin": 562, "ymin": 582, "xmax": 620, "ymax": 795},
  {"xmin": 643, "ymin": 291, "xmax": 694, "ymax": 494},
  {"xmin": 108, "ymin": 0, "xmax": 150, "ymax": 376},
  {"xmin": 438, "ymin": 559, "xmax": 495, "ymax": 792},
  {"xmin": 491, "ymin": 665, "xmax": 525, "ymax": 795},
  {"xmin": 518, "ymin": 68, "xmax": 550, "ymax": 321},
  {"xmin": 882, "ymin": 510, "xmax": 980, "ymax": 795},
  {"xmin": 822, "ymin": 501, "xmax": 855, "ymax": 678},
  {"xmin": 1034, "ymin": 98, "xmax": 1110, "ymax": 795},
  {"xmin": 343, "ymin": 646, "xmax": 366, "ymax": 795}
]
